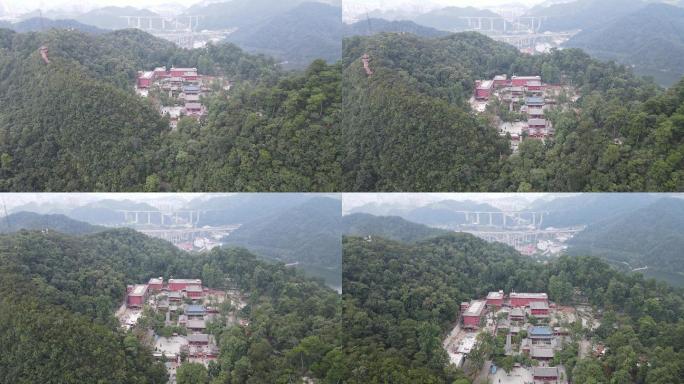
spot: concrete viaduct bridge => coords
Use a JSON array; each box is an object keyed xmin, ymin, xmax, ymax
[
  {"xmin": 120, "ymin": 15, "xmax": 202, "ymax": 33},
  {"xmin": 458, "ymin": 16, "xmax": 547, "ymax": 33},
  {"xmin": 448, "ymin": 210, "xmax": 550, "ymax": 228},
  {"xmin": 461, "ymin": 227, "xmax": 585, "ymax": 249},
  {"xmin": 117, "ymin": 209, "xmax": 211, "ymax": 226},
  {"xmin": 119, "ymin": 15, "xmax": 236, "ymax": 49},
  {"xmin": 456, "ymin": 16, "xmax": 577, "ymax": 51}
]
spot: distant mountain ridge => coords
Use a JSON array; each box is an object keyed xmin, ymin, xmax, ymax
[
  {"xmin": 341, "ymin": 213, "xmax": 450, "ymax": 243},
  {"xmin": 343, "ymin": 18, "xmax": 448, "ymax": 38},
  {"xmin": 0, "ymin": 212, "xmax": 103, "ymax": 235},
  {"xmin": 564, "ymin": 3, "xmax": 684, "ymax": 86},
  {"xmin": 527, "ymin": 194, "xmax": 661, "ymax": 228},
  {"xmin": 1, "ymin": 18, "xmax": 107, "ymax": 34},
  {"xmin": 527, "ymin": 0, "xmax": 648, "ymax": 31},
  {"xmin": 68, "ymin": 200, "xmax": 160, "ymax": 225},
  {"xmin": 412, "ymin": 6, "xmax": 501, "ymax": 32},
  {"xmin": 568, "ymin": 197, "xmax": 684, "ymax": 286},
  {"xmin": 183, "ymin": 0, "xmax": 312, "ymax": 30},
  {"xmin": 222, "ymin": 196, "xmax": 342, "ymax": 288},
  {"xmin": 225, "ymin": 1, "xmax": 342, "ymax": 67},
  {"xmin": 349, "ymin": 200, "xmax": 501, "ymax": 228},
  {"xmin": 75, "ymin": 6, "xmax": 159, "ymax": 30}
]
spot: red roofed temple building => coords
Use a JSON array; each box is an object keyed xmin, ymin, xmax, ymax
[{"xmin": 510, "ymin": 292, "xmax": 548, "ymax": 307}]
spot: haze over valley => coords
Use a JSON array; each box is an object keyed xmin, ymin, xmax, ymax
[
  {"xmin": 345, "ymin": 193, "xmax": 684, "ymax": 287},
  {"xmin": 1, "ymin": 193, "xmax": 342, "ymax": 289}
]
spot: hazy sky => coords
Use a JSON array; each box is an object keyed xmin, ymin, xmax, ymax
[{"xmin": 1, "ymin": 0, "xmax": 201, "ymax": 14}]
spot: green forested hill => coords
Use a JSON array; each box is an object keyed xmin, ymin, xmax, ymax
[
  {"xmin": 182, "ymin": 0, "xmax": 311, "ymax": 31},
  {"xmin": 158, "ymin": 59, "xmax": 341, "ymax": 192},
  {"xmin": 8, "ymin": 17, "xmax": 108, "ymax": 34},
  {"xmin": 527, "ymin": 193, "xmax": 659, "ymax": 228},
  {"xmin": 0, "ymin": 229, "xmax": 341, "ymax": 383},
  {"xmin": 223, "ymin": 197, "xmax": 342, "ymax": 287},
  {"xmin": 564, "ymin": 3, "xmax": 684, "ymax": 87},
  {"xmin": 341, "ymin": 213, "xmax": 450, "ymax": 243},
  {"xmin": 341, "ymin": 33, "xmax": 513, "ymax": 191},
  {"xmin": 402, "ymin": 200, "xmax": 501, "ymax": 227},
  {"xmin": 343, "ymin": 18, "xmax": 448, "ymax": 38},
  {"xmin": 569, "ymin": 197, "xmax": 684, "ymax": 286},
  {"xmin": 0, "ymin": 211, "xmax": 103, "ymax": 234},
  {"xmin": 527, "ymin": 0, "xmax": 647, "ymax": 32},
  {"xmin": 74, "ymin": 6, "xmax": 159, "ymax": 30},
  {"xmin": 0, "ymin": 47, "xmax": 167, "ymax": 191},
  {"xmin": 342, "ymin": 32, "xmax": 683, "ymax": 191},
  {"xmin": 226, "ymin": 2, "xmax": 342, "ymax": 68},
  {"xmin": 0, "ymin": 28, "xmax": 341, "ymax": 192},
  {"xmin": 342, "ymin": 234, "xmax": 684, "ymax": 383},
  {"xmin": 412, "ymin": 6, "xmax": 501, "ymax": 32}
]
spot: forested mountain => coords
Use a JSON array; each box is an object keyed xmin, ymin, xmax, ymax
[
  {"xmin": 6, "ymin": 17, "xmax": 108, "ymax": 34},
  {"xmin": 0, "ymin": 229, "xmax": 341, "ymax": 383},
  {"xmin": 412, "ymin": 6, "xmax": 501, "ymax": 32},
  {"xmin": 158, "ymin": 59, "xmax": 341, "ymax": 191},
  {"xmin": 342, "ymin": 234, "xmax": 684, "ymax": 383},
  {"xmin": 0, "ymin": 28, "xmax": 341, "ymax": 191},
  {"xmin": 341, "ymin": 213, "xmax": 450, "ymax": 243},
  {"xmin": 527, "ymin": 0, "xmax": 648, "ymax": 32},
  {"xmin": 74, "ymin": 6, "xmax": 159, "ymax": 30},
  {"xmin": 223, "ymin": 197, "xmax": 342, "ymax": 288},
  {"xmin": 182, "ymin": 0, "xmax": 317, "ymax": 30},
  {"xmin": 0, "ymin": 29, "xmax": 170, "ymax": 191},
  {"xmin": 68, "ymin": 200, "xmax": 159, "ymax": 225},
  {"xmin": 0, "ymin": 211, "xmax": 103, "ymax": 234},
  {"xmin": 343, "ymin": 18, "xmax": 448, "ymax": 38},
  {"xmin": 528, "ymin": 193, "xmax": 660, "ymax": 228},
  {"xmin": 26, "ymin": 194, "xmax": 344, "ymax": 286},
  {"xmin": 348, "ymin": 200, "xmax": 500, "ymax": 226},
  {"xmin": 569, "ymin": 197, "xmax": 684, "ymax": 286},
  {"xmin": 225, "ymin": 2, "xmax": 342, "ymax": 68},
  {"xmin": 402, "ymin": 200, "xmax": 500, "ymax": 227},
  {"xmin": 186, "ymin": 194, "xmax": 313, "ymax": 226},
  {"xmin": 342, "ymin": 31, "xmax": 683, "ymax": 191},
  {"xmin": 564, "ymin": 3, "xmax": 684, "ymax": 86},
  {"xmin": 342, "ymin": 32, "xmax": 513, "ymax": 191}
]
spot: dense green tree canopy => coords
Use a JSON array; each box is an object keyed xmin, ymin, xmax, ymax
[
  {"xmin": 341, "ymin": 32, "xmax": 683, "ymax": 192},
  {"xmin": 342, "ymin": 231, "xmax": 684, "ymax": 383},
  {"xmin": 0, "ymin": 228, "xmax": 341, "ymax": 383},
  {"xmin": 0, "ymin": 28, "xmax": 340, "ymax": 192}
]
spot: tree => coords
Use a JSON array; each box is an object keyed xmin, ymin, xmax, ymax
[
  {"xmin": 144, "ymin": 174, "xmax": 161, "ymax": 192},
  {"xmin": 177, "ymin": 363, "xmax": 208, "ymax": 384},
  {"xmin": 573, "ymin": 358, "xmax": 607, "ymax": 383},
  {"xmin": 549, "ymin": 275, "xmax": 573, "ymax": 304},
  {"xmin": 501, "ymin": 355, "xmax": 514, "ymax": 374}
]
